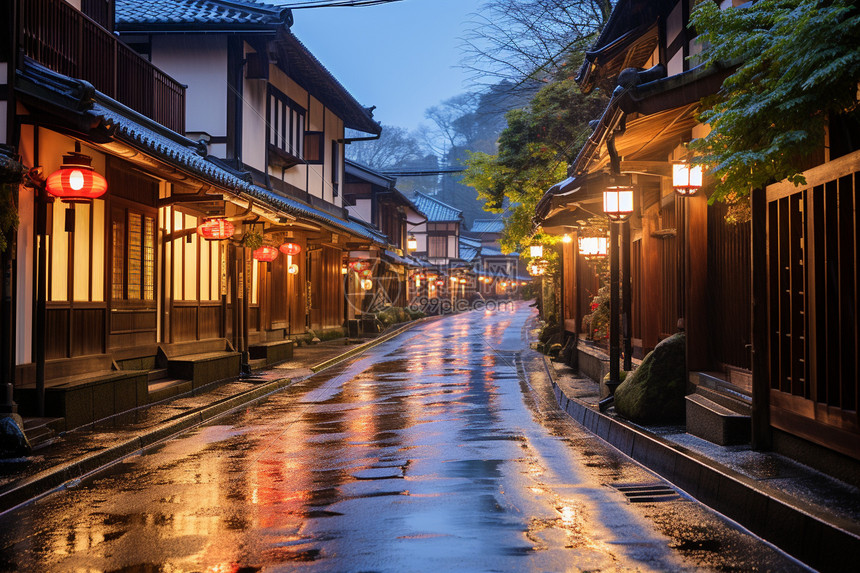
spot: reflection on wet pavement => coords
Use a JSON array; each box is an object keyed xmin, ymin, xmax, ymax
[{"xmin": 0, "ymin": 303, "xmax": 803, "ymax": 572}]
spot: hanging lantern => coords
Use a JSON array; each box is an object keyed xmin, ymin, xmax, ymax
[
  {"xmin": 197, "ymin": 218, "xmax": 235, "ymax": 240},
  {"xmin": 288, "ymin": 264, "xmax": 299, "ymax": 275},
  {"xmin": 407, "ymin": 234, "xmax": 418, "ymax": 252},
  {"xmin": 450, "ymin": 276, "xmax": 458, "ymax": 283},
  {"xmin": 578, "ymin": 236, "xmax": 608, "ymax": 259},
  {"xmin": 562, "ymin": 234, "xmax": 572, "ymax": 244},
  {"xmin": 435, "ymin": 279, "xmax": 444, "ymax": 286},
  {"xmin": 529, "ymin": 244, "xmax": 544, "ymax": 258},
  {"xmin": 361, "ymin": 279, "xmax": 373, "ymax": 290},
  {"xmin": 501, "ymin": 281, "xmax": 508, "ymax": 287},
  {"xmin": 521, "ymin": 281, "xmax": 527, "ymax": 286},
  {"xmin": 341, "ymin": 266, "xmax": 348, "ymax": 275},
  {"xmin": 361, "ymin": 269, "xmax": 373, "ymax": 278},
  {"xmin": 46, "ymin": 145, "xmax": 108, "ymax": 202},
  {"xmin": 459, "ymin": 278, "xmax": 466, "ymax": 284},
  {"xmin": 252, "ymin": 245, "xmax": 279, "ymax": 262},
  {"xmin": 672, "ymin": 162, "xmax": 703, "ymax": 196},
  {"xmin": 603, "ymin": 174, "xmax": 634, "ymax": 221},
  {"xmin": 349, "ymin": 260, "xmax": 370, "ymax": 272},
  {"xmin": 279, "ymin": 242, "xmax": 302, "ymax": 256}
]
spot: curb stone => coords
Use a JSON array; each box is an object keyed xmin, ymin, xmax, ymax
[{"xmin": 540, "ymin": 355, "xmax": 860, "ymax": 573}]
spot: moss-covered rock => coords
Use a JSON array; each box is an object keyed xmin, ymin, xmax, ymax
[{"xmin": 614, "ymin": 333, "xmax": 686, "ymax": 424}]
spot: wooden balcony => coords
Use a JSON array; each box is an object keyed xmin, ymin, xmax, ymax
[{"xmin": 16, "ymin": 0, "xmax": 185, "ymax": 133}]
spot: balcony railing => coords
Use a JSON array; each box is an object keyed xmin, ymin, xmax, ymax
[{"xmin": 17, "ymin": 0, "xmax": 185, "ymax": 133}]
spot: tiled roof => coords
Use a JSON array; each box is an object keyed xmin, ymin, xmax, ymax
[
  {"xmin": 116, "ymin": 0, "xmax": 289, "ymax": 27},
  {"xmin": 459, "ymin": 235, "xmax": 481, "ymax": 249},
  {"xmin": 470, "ymin": 218, "xmax": 505, "ymax": 234},
  {"xmin": 15, "ymin": 59, "xmax": 385, "ymax": 246},
  {"xmin": 412, "ymin": 192, "xmax": 462, "ymax": 222}
]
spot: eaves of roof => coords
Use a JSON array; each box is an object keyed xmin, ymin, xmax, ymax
[
  {"xmin": 412, "ymin": 192, "xmax": 462, "ymax": 223},
  {"xmin": 16, "ymin": 58, "xmax": 386, "ymax": 246},
  {"xmin": 535, "ymin": 59, "xmax": 736, "ymax": 225},
  {"xmin": 273, "ymin": 30, "xmax": 381, "ymax": 135}
]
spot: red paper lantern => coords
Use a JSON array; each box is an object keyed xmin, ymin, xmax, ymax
[
  {"xmin": 360, "ymin": 269, "xmax": 373, "ymax": 278},
  {"xmin": 46, "ymin": 150, "xmax": 107, "ymax": 201},
  {"xmin": 350, "ymin": 260, "xmax": 370, "ymax": 272},
  {"xmin": 197, "ymin": 218, "xmax": 234, "ymax": 240},
  {"xmin": 252, "ymin": 245, "xmax": 278, "ymax": 262},
  {"xmin": 279, "ymin": 242, "xmax": 302, "ymax": 256}
]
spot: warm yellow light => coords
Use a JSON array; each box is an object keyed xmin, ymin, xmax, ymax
[
  {"xmin": 672, "ymin": 162, "xmax": 703, "ymax": 196},
  {"xmin": 603, "ymin": 187, "xmax": 634, "ymax": 221},
  {"xmin": 562, "ymin": 234, "xmax": 572, "ymax": 243},
  {"xmin": 407, "ymin": 234, "xmax": 418, "ymax": 251},
  {"xmin": 530, "ymin": 244, "xmax": 544, "ymax": 258},
  {"xmin": 578, "ymin": 236, "xmax": 608, "ymax": 258},
  {"xmin": 450, "ymin": 276, "xmax": 458, "ymax": 282}
]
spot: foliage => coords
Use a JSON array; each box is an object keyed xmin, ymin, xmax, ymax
[
  {"xmin": 463, "ymin": 51, "xmax": 609, "ymax": 256},
  {"xmin": 242, "ymin": 229, "xmax": 263, "ymax": 251},
  {"xmin": 690, "ymin": 0, "xmax": 860, "ymax": 201},
  {"xmin": 0, "ymin": 184, "xmax": 19, "ymax": 254},
  {"xmin": 582, "ymin": 283, "xmax": 610, "ymax": 341},
  {"xmin": 346, "ymin": 124, "xmax": 427, "ymax": 170},
  {"xmin": 461, "ymin": 0, "xmax": 612, "ymax": 90}
]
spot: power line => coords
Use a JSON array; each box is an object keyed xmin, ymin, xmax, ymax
[
  {"xmin": 277, "ymin": 0, "xmax": 405, "ymax": 8},
  {"xmin": 380, "ymin": 167, "xmax": 466, "ymax": 177}
]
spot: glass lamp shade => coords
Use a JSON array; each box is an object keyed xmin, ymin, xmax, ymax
[
  {"xmin": 407, "ymin": 234, "xmax": 418, "ymax": 251},
  {"xmin": 529, "ymin": 244, "xmax": 544, "ymax": 258},
  {"xmin": 279, "ymin": 242, "xmax": 302, "ymax": 256},
  {"xmin": 672, "ymin": 162, "xmax": 703, "ymax": 196},
  {"xmin": 46, "ymin": 151, "xmax": 108, "ymax": 201},
  {"xmin": 252, "ymin": 245, "xmax": 279, "ymax": 262},
  {"xmin": 578, "ymin": 236, "xmax": 608, "ymax": 258},
  {"xmin": 603, "ymin": 187, "xmax": 634, "ymax": 221},
  {"xmin": 197, "ymin": 218, "xmax": 235, "ymax": 240}
]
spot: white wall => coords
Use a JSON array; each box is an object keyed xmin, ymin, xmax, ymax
[
  {"xmin": 242, "ymin": 43, "xmax": 267, "ymax": 173},
  {"xmin": 150, "ymin": 35, "xmax": 228, "ymax": 138},
  {"xmin": 348, "ymin": 198, "xmax": 373, "ymax": 226}
]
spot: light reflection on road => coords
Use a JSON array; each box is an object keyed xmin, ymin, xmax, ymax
[{"xmin": 0, "ymin": 303, "xmax": 804, "ymax": 572}]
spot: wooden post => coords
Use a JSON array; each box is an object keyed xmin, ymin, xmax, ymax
[
  {"xmin": 686, "ymin": 192, "xmax": 710, "ymax": 373},
  {"xmin": 751, "ymin": 186, "xmax": 772, "ymax": 449},
  {"xmin": 609, "ymin": 222, "xmax": 621, "ymax": 387},
  {"xmin": 622, "ymin": 221, "xmax": 632, "ymax": 370}
]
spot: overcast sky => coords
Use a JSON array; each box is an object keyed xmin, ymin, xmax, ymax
[{"xmin": 290, "ymin": 0, "xmax": 485, "ymax": 133}]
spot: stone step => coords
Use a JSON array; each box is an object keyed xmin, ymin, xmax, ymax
[
  {"xmin": 147, "ymin": 368, "xmax": 169, "ymax": 382},
  {"xmin": 248, "ymin": 339, "xmax": 294, "ymax": 365},
  {"xmin": 166, "ymin": 351, "xmax": 240, "ymax": 389},
  {"xmin": 694, "ymin": 385, "xmax": 751, "ymax": 416},
  {"xmin": 686, "ymin": 393, "xmax": 751, "ymax": 446},
  {"xmin": 148, "ymin": 378, "xmax": 193, "ymax": 403}
]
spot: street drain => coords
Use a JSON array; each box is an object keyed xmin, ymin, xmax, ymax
[{"xmin": 610, "ymin": 483, "xmax": 682, "ymax": 503}]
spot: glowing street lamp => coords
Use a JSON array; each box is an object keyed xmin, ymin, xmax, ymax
[
  {"xmin": 603, "ymin": 174, "xmax": 634, "ymax": 221},
  {"xmin": 672, "ymin": 162, "xmax": 703, "ymax": 196},
  {"xmin": 529, "ymin": 244, "xmax": 544, "ymax": 258},
  {"xmin": 407, "ymin": 234, "xmax": 418, "ymax": 252},
  {"xmin": 578, "ymin": 236, "xmax": 608, "ymax": 259}
]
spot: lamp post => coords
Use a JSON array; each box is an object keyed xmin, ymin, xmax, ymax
[
  {"xmin": 602, "ymin": 174, "xmax": 634, "ymax": 404},
  {"xmin": 672, "ymin": 161, "xmax": 702, "ymax": 330}
]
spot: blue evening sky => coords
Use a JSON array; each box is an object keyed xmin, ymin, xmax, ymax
[{"xmin": 290, "ymin": 0, "xmax": 485, "ymax": 132}]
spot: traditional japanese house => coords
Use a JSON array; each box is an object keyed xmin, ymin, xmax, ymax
[
  {"xmin": 463, "ymin": 218, "xmax": 526, "ymax": 298},
  {"xmin": 114, "ymin": 0, "xmax": 383, "ymax": 338},
  {"xmin": 535, "ymin": 0, "xmax": 859, "ymax": 474},
  {"xmin": 1, "ymin": 0, "xmax": 384, "ymax": 433},
  {"xmin": 410, "ymin": 192, "xmax": 472, "ymax": 301},
  {"xmin": 343, "ymin": 160, "xmax": 426, "ymax": 313}
]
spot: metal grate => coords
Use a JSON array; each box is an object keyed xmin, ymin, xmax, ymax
[{"xmin": 610, "ymin": 483, "xmax": 682, "ymax": 503}]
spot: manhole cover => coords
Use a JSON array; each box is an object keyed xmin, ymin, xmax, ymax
[{"xmin": 610, "ymin": 483, "xmax": 682, "ymax": 503}]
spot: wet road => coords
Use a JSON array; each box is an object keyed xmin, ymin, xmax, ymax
[{"xmin": 0, "ymin": 303, "xmax": 804, "ymax": 572}]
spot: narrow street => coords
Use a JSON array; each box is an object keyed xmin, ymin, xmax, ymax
[{"xmin": 0, "ymin": 304, "xmax": 803, "ymax": 572}]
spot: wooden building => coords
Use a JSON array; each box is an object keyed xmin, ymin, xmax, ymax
[
  {"xmin": 535, "ymin": 0, "xmax": 859, "ymax": 469},
  {"xmin": 343, "ymin": 160, "xmax": 426, "ymax": 312},
  {"xmin": 1, "ymin": 0, "xmax": 386, "ymax": 432}
]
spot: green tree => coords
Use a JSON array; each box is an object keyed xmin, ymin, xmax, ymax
[
  {"xmin": 690, "ymin": 0, "xmax": 860, "ymax": 202},
  {"xmin": 463, "ymin": 52, "xmax": 608, "ymax": 253}
]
